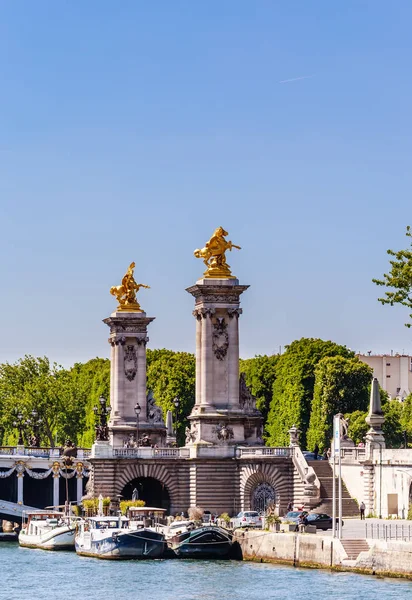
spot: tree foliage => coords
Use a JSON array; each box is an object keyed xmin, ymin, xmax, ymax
[
  {"xmin": 373, "ymin": 226, "xmax": 412, "ymax": 327},
  {"xmin": 147, "ymin": 349, "xmax": 195, "ymax": 446},
  {"xmin": 307, "ymin": 356, "xmax": 372, "ymax": 451},
  {"xmin": 265, "ymin": 338, "xmax": 354, "ymax": 448},
  {"xmin": 239, "ymin": 354, "xmax": 278, "ymax": 423},
  {"xmin": 0, "ymin": 355, "xmax": 91, "ymax": 447}
]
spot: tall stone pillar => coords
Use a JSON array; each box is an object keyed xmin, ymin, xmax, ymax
[
  {"xmin": 186, "ymin": 278, "xmax": 262, "ymax": 446},
  {"xmin": 104, "ymin": 311, "xmax": 166, "ymax": 448},
  {"xmin": 53, "ymin": 473, "xmax": 60, "ymax": 508}
]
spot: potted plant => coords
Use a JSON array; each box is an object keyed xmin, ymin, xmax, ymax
[
  {"xmin": 119, "ymin": 499, "xmax": 146, "ymax": 516},
  {"xmin": 265, "ymin": 514, "xmax": 281, "ymax": 532},
  {"xmin": 82, "ymin": 498, "xmax": 97, "ymax": 517},
  {"xmin": 103, "ymin": 497, "xmax": 111, "ymax": 516},
  {"xmin": 219, "ymin": 512, "xmax": 231, "ymax": 528}
]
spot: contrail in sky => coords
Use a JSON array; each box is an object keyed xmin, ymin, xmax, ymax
[{"xmin": 279, "ymin": 75, "xmax": 314, "ymax": 84}]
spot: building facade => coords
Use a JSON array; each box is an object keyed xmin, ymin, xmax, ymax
[{"xmin": 357, "ymin": 353, "xmax": 412, "ymax": 400}]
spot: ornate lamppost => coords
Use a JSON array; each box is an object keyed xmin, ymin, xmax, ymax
[
  {"xmin": 13, "ymin": 411, "xmax": 29, "ymax": 446},
  {"xmin": 29, "ymin": 409, "xmax": 43, "ymax": 447},
  {"xmin": 93, "ymin": 395, "xmax": 111, "ymax": 442},
  {"xmin": 134, "ymin": 402, "xmax": 141, "ymax": 446}
]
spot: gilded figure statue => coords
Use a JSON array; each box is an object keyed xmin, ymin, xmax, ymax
[
  {"xmin": 110, "ymin": 262, "xmax": 150, "ymax": 312},
  {"xmin": 194, "ymin": 227, "xmax": 241, "ymax": 278}
]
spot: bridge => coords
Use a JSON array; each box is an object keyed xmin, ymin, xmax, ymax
[{"xmin": 0, "ymin": 499, "xmax": 43, "ymax": 524}]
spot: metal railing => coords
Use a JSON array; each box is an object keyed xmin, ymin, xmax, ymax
[{"xmin": 366, "ymin": 522, "xmax": 412, "ymax": 541}]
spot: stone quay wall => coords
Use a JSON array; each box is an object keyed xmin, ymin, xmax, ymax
[{"xmin": 235, "ymin": 530, "xmax": 412, "ymax": 580}]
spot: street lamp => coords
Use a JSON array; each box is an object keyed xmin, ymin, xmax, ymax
[
  {"xmin": 93, "ymin": 396, "xmax": 112, "ymax": 441},
  {"xmin": 13, "ymin": 411, "xmax": 28, "ymax": 446},
  {"xmin": 173, "ymin": 397, "xmax": 180, "ymax": 437},
  {"xmin": 29, "ymin": 409, "xmax": 43, "ymax": 447},
  {"xmin": 134, "ymin": 402, "xmax": 141, "ymax": 446}
]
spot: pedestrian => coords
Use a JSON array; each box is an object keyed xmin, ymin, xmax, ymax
[
  {"xmin": 359, "ymin": 501, "xmax": 365, "ymax": 520},
  {"xmin": 286, "ymin": 501, "xmax": 293, "ymax": 513},
  {"xmin": 313, "ymin": 444, "xmax": 319, "ymax": 460}
]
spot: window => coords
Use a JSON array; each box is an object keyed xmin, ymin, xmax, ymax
[
  {"xmin": 386, "ymin": 375, "xmax": 391, "ymax": 378},
  {"xmin": 386, "ymin": 363, "xmax": 391, "ymax": 366}
]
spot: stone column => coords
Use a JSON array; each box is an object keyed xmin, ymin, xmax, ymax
[
  {"xmin": 17, "ymin": 473, "xmax": 24, "ymax": 505},
  {"xmin": 76, "ymin": 474, "xmax": 83, "ymax": 504},
  {"xmin": 104, "ymin": 311, "xmax": 166, "ymax": 447},
  {"xmin": 200, "ymin": 309, "xmax": 214, "ymax": 407},
  {"xmin": 227, "ymin": 308, "xmax": 241, "ymax": 409},
  {"xmin": 53, "ymin": 473, "xmax": 60, "ymax": 508},
  {"xmin": 136, "ymin": 337, "xmax": 149, "ymax": 418},
  {"xmin": 193, "ymin": 310, "xmax": 202, "ymax": 404}
]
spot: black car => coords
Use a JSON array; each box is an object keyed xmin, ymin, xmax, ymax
[{"xmin": 306, "ymin": 513, "xmax": 344, "ymax": 531}]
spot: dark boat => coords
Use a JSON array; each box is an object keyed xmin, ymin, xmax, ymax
[
  {"xmin": 167, "ymin": 524, "xmax": 232, "ymax": 559},
  {"xmin": 75, "ymin": 516, "xmax": 165, "ymax": 559}
]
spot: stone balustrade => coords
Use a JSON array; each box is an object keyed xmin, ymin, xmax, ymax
[{"xmin": 0, "ymin": 446, "xmax": 91, "ymax": 459}]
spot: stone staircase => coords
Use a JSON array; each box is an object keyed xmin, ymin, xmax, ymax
[
  {"xmin": 307, "ymin": 460, "xmax": 359, "ymax": 517},
  {"xmin": 341, "ymin": 539, "xmax": 370, "ymax": 560}
]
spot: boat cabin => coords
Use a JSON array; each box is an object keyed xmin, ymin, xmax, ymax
[
  {"xmin": 127, "ymin": 507, "xmax": 167, "ymax": 526},
  {"xmin": 79, "ymin": 516, "xmax": 129, "ymax": 533},
  {"xmin": 22, "ymin": 512, "xmax": 65, "ymax": 536}
]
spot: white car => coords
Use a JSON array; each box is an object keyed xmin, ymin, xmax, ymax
[{"xmin": 230, "ymin": 511, "xmax": 262, "ymax": 530}]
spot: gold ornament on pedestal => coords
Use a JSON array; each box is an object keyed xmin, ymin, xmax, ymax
[
  {"xmin": 110, "ymin": 262, "xmax": 150, "ymax": 312},
  {"xmin": 194, "ymin": 227, "xmax": 241, "ymax": 279}
]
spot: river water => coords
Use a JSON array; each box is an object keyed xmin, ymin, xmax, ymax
[{"xmin": 1, "ymin": 544, "xmax": 412, "ymax": 600}]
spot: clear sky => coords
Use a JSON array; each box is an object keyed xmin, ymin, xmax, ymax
[{"xmin": 1, "ymin": 1, "xmax": 412, "ymax": 366}]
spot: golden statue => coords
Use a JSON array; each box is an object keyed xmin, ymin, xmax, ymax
[
  {"xmin": 194, "ymin": 227, "xmax": 241, "ymax": 279},
  {"xmin": 110, "ymin": 262, "xmax": 150, "ymax": 312}
]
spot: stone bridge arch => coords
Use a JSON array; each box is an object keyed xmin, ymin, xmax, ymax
[
  {"xmin": 239, "ymin": 463, "xmax": 291, "ymax": 515},
  {"xmin": 114, "ymin": 462, "xmax": 179, "ymax": 513}
]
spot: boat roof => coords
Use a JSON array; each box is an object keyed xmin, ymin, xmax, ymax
[
  {"xmin": 88, "ymin": 516, "xmax": 129, "ymax": 521},
  {"xmin": 23, "ymin": 511, "xmax": 64, "ymax": 517},
  {"xmin": 128, "ymin": 506, "xmax": 166, "ymax": 513}
]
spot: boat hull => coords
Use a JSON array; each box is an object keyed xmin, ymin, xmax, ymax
[
  {"xmin": 75, "ymin": 529, "xmax": 165, "ymax": 560},
  {"xmin": 168, "ymin": 526, "xmax": 232, "ymax": 559},
  {"xmin": 19, "ymin": 527, "xmax": 75, "ymax": 550}
]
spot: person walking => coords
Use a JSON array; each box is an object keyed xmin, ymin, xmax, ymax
[
  {"xmin": 359, "ymin": 501, "xmax": 366, "ymax": 520},
  {"xmin": 313, "ymin": 444, "xmax": 319, "ymax": 460}
]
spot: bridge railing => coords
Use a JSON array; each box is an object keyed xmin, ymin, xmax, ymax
[
  {"xmin": 114, "ymin": 447, "xmax": 191, "ymax": 459},
  {"xmin": 366, "ymin": 522, "xmax": 412, "ymax": 541},
  {"xmin": 237, "ymin": 447, "xmax": 293, "ymax": 458},
  {"xmin": 0, "ymin": 446, "xmax": 91, "ymax": 459}
]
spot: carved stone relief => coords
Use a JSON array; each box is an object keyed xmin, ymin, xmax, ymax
[
  {"xmin": 213, "ymin": 422, "xmax": 234, "ymax": 442},
  {"xmin": 147, "ymin": 390, "xmax": 165, "ymax": 424},
  {"xmin": 124, "ymin": 345, "xmax": 137, "ymax": 381},
  {"xmin": 212, "ymin": 318, "xmax": 229, "ymax": 360}
]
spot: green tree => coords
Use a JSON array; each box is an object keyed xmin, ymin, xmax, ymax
[
  {"xmin": 266, "ymin": 338, "xmax": 353, "ymax": 448},
  {"xmin": 147, "ymin": 349, "xmax": 195, "ymax": 446},
  {"xmin": 307, "ymin": 356, "xmax": 372, "ymax": 451},
  {"xmin": 401, "ymin": 394, "xmax": 412, "ymax": 446},
  {"xmin": 0, "ymin": 355, "xmax": 88, "ymax": 447},
  {"xmin": 373, "ymin": 225, "xmax": 412, "ymax": 327},
  {"xmin": 239, "ymin": 354, "xmax": 278, "ymax": 424},
  {"xmin": 346, "ymin": 410, "xmax": 368, "ymax": 445}
]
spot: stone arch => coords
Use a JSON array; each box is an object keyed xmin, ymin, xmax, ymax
[
  {"xmin": 240, "ymin": 463, "xmax": 290, "ymax": 515},
  {"xmin": 114, "ymin": 463, "xmax": 178, "ymax": 511}
]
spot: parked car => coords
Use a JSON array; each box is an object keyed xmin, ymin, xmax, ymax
[
  {"xmin": 302, "ymin": 451, "xmax": 324, "ymax": 460},
  {"xmin": 230, "ymin": 511, "xmax": 262, "ymax": 529},
  {"xmin": 305, "ymin": 513, "xmax": 344, "ymax": 531},
  {"xmin": 281, "ymin": 511, "xmax": 308, "ymax": 525}
]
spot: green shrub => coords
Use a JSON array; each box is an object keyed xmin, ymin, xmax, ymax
[
  {"xmin": 219, "ymin": 512, "xmax": 230, "ymax": 525},
  {"xmin": 119, "ymin": 500, "xmax": 145, "ymax": 515}
]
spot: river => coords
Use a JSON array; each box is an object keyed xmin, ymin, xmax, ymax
[{"xmin": 1, "ymin": 543, "xmax": 412, "ymax": 600}]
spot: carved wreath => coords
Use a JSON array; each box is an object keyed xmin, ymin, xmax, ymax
[
  {"xmin": 124, "ymin": 345, "xmax": 137, "ymax": 381},
  {"xmin": 212, "ymin": 318, "xmax": 229, "ymax": 360}
]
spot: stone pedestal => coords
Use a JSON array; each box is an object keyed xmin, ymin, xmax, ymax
[
  {"xmin": 104, "ymin": 311, "xmax": 166, "ymax": 448},
  {"xmin": 186, "ymin": 278, "xmax": 262, "ymax": 446}
]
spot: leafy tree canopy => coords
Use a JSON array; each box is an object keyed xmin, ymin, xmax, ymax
[
  {"xmin": 239, "ymin": 354, "xmax": 278, "ymax": 423},
  {"xmin": 373, "ymin": 225, "xmax": 412, "ymax": 327},
  {"xmin": 307, "ymin": 356, "xmax": 372, "ymax": 451},
  {"xmin": 265, "ymin": 338, "xmax": 354, "ymax": 448}
]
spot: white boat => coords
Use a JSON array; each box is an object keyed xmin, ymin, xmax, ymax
[
  {"xmin": 19, "ymin": 512, "xmax": 76, "ymax": 550},
  {"xmin": 75, "ymin": 515, "xmax": 165, "ymax": 559}
]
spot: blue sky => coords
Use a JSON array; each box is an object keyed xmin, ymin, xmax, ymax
[{"xmin": 1, "ymin": 1, "xmax": 412, "ymax": 366}]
